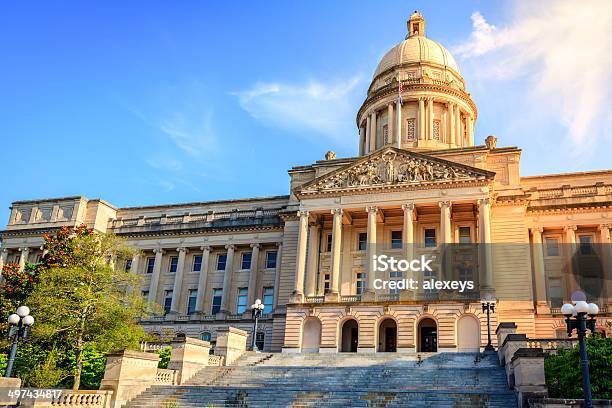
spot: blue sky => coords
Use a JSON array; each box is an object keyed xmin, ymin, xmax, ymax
[{"xmin": 1, "ymin": 1, "xmax": 611, "ymax": 223}]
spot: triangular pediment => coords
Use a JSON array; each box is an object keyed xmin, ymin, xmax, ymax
[{"xmin": 298, "ymin": 147, "xmax": 495, "ymax": 196}]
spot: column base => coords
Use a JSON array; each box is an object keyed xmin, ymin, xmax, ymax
[
  {"xmin": 281, "ymin": 347, "xmax": 299, "ymax": 354},
  {"xmin": 357, "ymin": 347, "xmax": 375, "ymax": 353},
  {"xmin": 319, "ymin": 347, "xmax": 338, "ymax": 354},
  {"xmin": 289, "ymin": 292, "xmax": 304, "ymax": 303},
  {"xmin": 397, "ymin": 346, "xmax": 416, "ymax": 354},
  {"xmin": 361, "ymin": 291, "xmax": 376, "ymax": 302},
  {"xmin": 325, "ymin": 292, "xmax": 340, "ymax": 302},
  {"xmin": 535, "ymin": 302, "xmax": 550, "ymax": 314}
]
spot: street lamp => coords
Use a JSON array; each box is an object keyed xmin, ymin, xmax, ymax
[
  {"xmin": 250, "ymin": 299, "xmax": 265, "ymax": 352},
  {"xmin": 561, "ymin": 300, "xmax": 599, "ymax": 408},
  {"xmin": 4, "ymin": 305, "xmax": 34, "ymax": 378},
  {"xmin": 481, "ymin": 296, "xmax": 496, "ymax": 352}
]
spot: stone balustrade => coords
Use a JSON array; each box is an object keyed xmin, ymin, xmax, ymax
[
  {"xmin": 154, "ymin": 368, "xmax": 177, "ymax": 385},
  {"xmin": 16, "ymin": 390, "xmax": 114, "ymax": 408},
  {"xmin": 526, "ymin": 338, "xmax": 578, "ymax": 351}
]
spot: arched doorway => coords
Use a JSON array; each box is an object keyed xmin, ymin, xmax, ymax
[
  {"xmin": 377, "ymin": 318, "xmax": 397, "ymax": 352},
  {"xmin": 340, "ymin": 319, "xmax": 359, "ymax": 352},
  {"xmin": 457, "ymin": 315, "xmax": 480, "ymax": 352},
  {"xmin": 418, "ymin": 318, "xmax": 437, "ymax": 352},
  {"xmin": 302, "ymin": 317, "xmax": 322, "ymax": 353}
]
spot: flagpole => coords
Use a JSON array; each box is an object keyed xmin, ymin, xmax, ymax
[{"xmin": 397, "ymin": 79, "xmax": 402, "ymax": 149}]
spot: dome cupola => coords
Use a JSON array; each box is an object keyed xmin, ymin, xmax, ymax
[{"xmin": 356, "ymin": 12, "xmax": 477, "ymax": 155}]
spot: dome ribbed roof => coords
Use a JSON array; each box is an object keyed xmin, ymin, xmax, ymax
[{"xmin": 373, "ymin": 35, "xmax": 460, "ymax": 79}]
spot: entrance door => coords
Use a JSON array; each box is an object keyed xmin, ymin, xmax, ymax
[
  {"xmin": 385, "ymin": 327, "xmax": 397, "ymax": 352},
  {"xmin": 350, "ymin": 327, "xmax": 359, "ymax": 352},
  {"xmin": 340, "ymin": 319, "xmax": 359, "ymax": 352},
  {"xmin": 418, "ymin": 318, "xmax": 438, "ymax": 352}
]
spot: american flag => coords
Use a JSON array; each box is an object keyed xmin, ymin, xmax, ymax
[{"xmin": 398, "ymin": 80, "xmax": 404, "ymax": 105}]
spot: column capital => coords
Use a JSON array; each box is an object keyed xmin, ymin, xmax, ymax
[
  {"xmin": 250, "ymin": 243, "xmax": 261, "ymax": 249},
  {"xmin": 176, "ymin": 247, "xmax": 188, "ymax": 253},
  {"xmin": 564, "ymin": 225, "xmax": 577, "ymax": 232},
  {"xmin": 402, "ymin": 203, "xmax": 415, "ymax": 212},
  {"xmin": 365, "ymin": 206, "xmax": 378, "ymax": 214},
  {"xmin": 153, "ymin": 248, "xmax": 165, "ymax": 254},
  {"xmin": 276, "ymin": 241, "xmax": 283, "ymax": 248},
  {"xmin": 1, "ymin": 248, "xmax": 8, "ymax": 254},
  {"xmin": 18, "ymin": 247, "xmax": 30, "ymax": 253},
  {"xmin": 297, "ymin": 210, "xmax": 310, "ymax": 218},
  {"xmin": 597, "ymin": 224, "xmax": 611, "ymax": 231},
  {"xmin": 438, "ymin": 200, "xmax": 452, "ymax": 209},
  {"xmin": 331, "ymin": 208, "xmax": 343, "ymax": 216},
  {"xmin": 477, "ymin": 197, "xmax": 491, "ymax": 206},
  {"xmin": 200, "ymin": 245, "xmax": 211, "ymax": 252},
  {"xmin": 530, "ymin": 226, "xmax": 544, "ymax": 234},
  {"xmin": 225, "ymin": 244, "xmax": 236, "ymax": 251}
]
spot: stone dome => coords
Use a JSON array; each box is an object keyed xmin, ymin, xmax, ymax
[{"xmin": 373, "ymin": 35, "xmax": 460, "ymax": 79}]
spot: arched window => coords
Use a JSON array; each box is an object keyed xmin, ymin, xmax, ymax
[{"xmin": 200, "ymin": 331, "xmax": 212, "ymax": 342}]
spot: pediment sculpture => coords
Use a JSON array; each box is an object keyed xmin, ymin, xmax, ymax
[{"xmin": 302, "ymin": 149, "xmax": 489, "ymax": 192}]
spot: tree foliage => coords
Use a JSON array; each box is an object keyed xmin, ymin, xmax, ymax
[{"xmin": 545, "ymin": 335, "xmax": 612, "ymax": 399}]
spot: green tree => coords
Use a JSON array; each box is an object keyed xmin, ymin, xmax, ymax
[
  {"xmin": 26, "ymin": 226, "xmax": 151, "ymax": 390},
  {"xmin": 156, "ymin": 346, "xmax": 172, "ymax": 369},
  {"xmin": 545, "ymin": 335, "xmax": 612, "ymax": 399}
]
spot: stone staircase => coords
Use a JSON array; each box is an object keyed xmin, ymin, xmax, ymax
[{"xmin": 125, "ymin": 352, "xmax": 517, "ymax": 407}]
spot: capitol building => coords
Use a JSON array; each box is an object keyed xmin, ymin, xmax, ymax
[{"xmin": 1, "ymin": 12, "xmax": 611, "ymax": 354}]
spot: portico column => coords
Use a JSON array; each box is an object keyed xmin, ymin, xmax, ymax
[
  {"xmin": 478, "ymin": 198, "xmax": 494, "ymax": 293},
  {"xmin": 449, "ymin": 104, "xmax": 456, "ymax": 146},
  {"xmin": 418, "ymin": 98, "xmax": 425, "ymax": 140},
  {"xmin": 273, "ymin": 243, "xmax": 283, "ymax": 310},
  {"xmin": 427, "ymin": 98, "xmax": 434, "ymax": 140},
  {"xmin": 402, "ymin": 204, "xmax": 415, "ymax": 262},
  {"xmin": 294, "ymin": 211, "xmax": 309, "ymax": 297},
  {"xmin": 0, "ymin": 248, "xmax": 7, "ymax": 282},
  {"xmin": 170, "ymin": 247, "xmax": 188, "ymax": 313},
  {"xmin": 598, "ymin": 225, "xmax": 612, "ymax": 306},
  {"xmin": 564, "ymin": 225, "xmax": 578, "ymax": 294},
  {"xmin": 220, "ymin": 244, "xmax": 236, "ymax": 313},
  {"xmin": 126, "ymin": 253, "xmax": 140, "ymax": 294},
  {"xmin": 330, "ymin": 208, "xmax": 343, "ymax": 295},
  {"xmin": 148, "ymin": 248, "xmax": 164, "ymax": 304},
  {"xmin": 366, "ymin": 206, "xmax": 378, "ymax": 293},
  {"xmin": 305, "ymin": 222, "xmax": 321, "ymax": 297},
  {"xmin": 195, "ymin": 245, "xmax": 211, "ymax": 313},
  {"xmin": 439, "ymin": 201, "xmax": 452, "ymax": 244},
  {"xmin": 467, "ymin": 116, "xmax": 475, "ymax": 146},
  {"xmin": 387, "ymin": 103, "xmax": 394, "ymax": 145},
  {"xmin": 530, "ymin": 227, "xmax": 549, "ymax": 312},
  {"xmin": 18, "ymin": 247, "xmax": 29, "ymax": 271},
  {"xmin": 365, "ymin": 116, "xmax": 371, "ymax": 154},
  {"xmin": 369, "ymin": 112, "xmax": 377, "ymax": 152},
  {"xmin": 247, "ymin": 243, "xmax": 260, "ymax": 306},
  {"xmin": 359, "ymin": 126, "xmax": 366, "ymax": 156}
]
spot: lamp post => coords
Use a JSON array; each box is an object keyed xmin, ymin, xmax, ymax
[
  {"xmin": 250, "ymin": 299, "xmax": 265, "ymax": 352},
  {"xmin": 481, "ymin": 297, "xmax": 496, "ymax": 352},
  {"xmin": 561, "ymin": 300, "xmax": 599, "ymax": 408},
  {"xmin": 4, "ymin": 305, "xmax": 34, "ymax": 378}
]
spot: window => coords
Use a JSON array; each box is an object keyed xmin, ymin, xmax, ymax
[
  {"xmin": 141, "ymin": 290, "xmax": 149, "ymax": 298},
  {"xmin": 146, "ymin": 257, "xmax": 155, "ymax": 274},
  {"xmin": 390, "ymin": 267, "xmax": 402, "ymax": 294},
  {"xmin": 241, "ymin": 252, "xmax": 252, "ymax": 270},
  {"xmin": 356, "ymin": 272, "xmax": 366, "ymax": 295},
  {"xmin": 579, "ymin": 235, "xmax": 594, "ymax": 255},
  {"xmin": 424, "ymin": 229, "xmax": 437, "ymax": 247},
  {"xmin": 163, "ymin": 290, "xmax": 173, "ymax": 314},
  {"xmin": 433, "ymin": 119, "xmax": 441, "ymax": 141},
  {"xmin": 458, "ymin": 227, "xmax": 471, "ymax": 244},
  {"xmin": 169, "ymin": 256, "xmax": 178, "ymax": 273},
  {"xmin": 545, "ymin": 238, "xmax": 560, "ymax": 257},
  {"xmin": 193, "ymin": 255, "xmax": 202, "ymax": 272},
  {"xmin": 263, "ymin": 287, "xmax": 274, "ymax": 314},
  {"xmin": 458, "ymin": 265, "xmax": 472, "ymax": 282},
  {"xmin": 391, "ymin": 231, "xmax": 402, "ymax": 249},
  {"xmin": 255, "ymin": 332, "xmax": 265, "ymax": 351},
  {"xmin": 187, "ymin": 289, "xmax": 198, "ymax": 315},
  {"xmin": 200, "ymin": 332, "xmax": 212, "ymax": 342},
  {"xmin": 358, "ymin": 232, "xmax": 367, "ymax": 251},
  {"xmin": 324, "ymin": 273, "xmax": 331, "ymax": 294},
  {"xmin": 405, "ymin": 118, "xmax": 416, "ymax": 141},
  {"xmin": 216, "ymin": 253, "xmax": 227, "ymax": 271},
  {"xmin": 236, "ymin": 288, "xmax": 248, "ymax": 314},
  {"xmin": 326, "ymin": 234, "xmax": 333, "ymax": 252},
  {"xmin": 548, "ymin": 278, "xmax": 563, "ymax": 308},
  {"xmin": 211, "ymin": 289, "xmax": 223, "ymax": 314},
  {"xmin": 265, "ymin": 251, "xmax": 277, "ymax": 269},
  {"xmin": 125, "ymin": 259, "xmax": 132, "ymax": 272}
]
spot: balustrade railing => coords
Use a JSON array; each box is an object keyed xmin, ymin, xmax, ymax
[
  {"xmin": 50, "ymin": 390, "xmax": 114, "ymax": 406},
  {"xmin": 340, "ymin": 295, "xmax": 362, "ymax": 303},
  {"xmin": 155, "ymin": 368, "xmax": 177, "ymax": 385},
  {"xmin": 304, "ymin": 296, "xmax": 325, "ymax": 303},
  {"xmin": 527, "ymin": 338, "xmax": 578, "ymax": 351}
]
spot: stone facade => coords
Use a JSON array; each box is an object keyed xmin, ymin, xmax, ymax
[{"xmin": 1, "ymin": 12, "xmax": 611, "ymax": 353}]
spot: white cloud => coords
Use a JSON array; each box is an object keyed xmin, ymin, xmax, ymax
[
  {"xmin": 454, "ymin": 0, "xmax": 612, "ymax": 154},
  {"xmin": 158, "ymin": 110, "xmax": 218, "ymax": 158},
  {"xmin": 234, "ymin": 76, "xmax": 364, "ymax": 146}
]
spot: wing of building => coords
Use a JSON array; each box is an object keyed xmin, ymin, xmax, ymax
[{"xmin": 2, "ymin": 11, "xmax": 611, "ymax": 352}]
